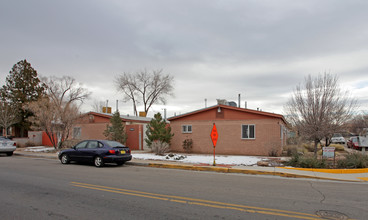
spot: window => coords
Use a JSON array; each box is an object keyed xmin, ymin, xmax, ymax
[
  {"xmin": 241, "ymin": 125, "xmax": 255, "ymax": 139},
  {"xmin": 75, "ymin": 141, "xmax": 88, "ymax": 149},
  {"xmin": 87, "ymin": 141, "xmax": 99, "ymax": 149},
  {"xmin": 182, "ymin": 125, "xmax": 192, "ymax": 133},
  {"xmin": 106, "ymin": 141, "xmax": 124, "ymax": 148},
  {"xmin": 73, "ymin": 127, "xmax": 81, "ymax": 139}
]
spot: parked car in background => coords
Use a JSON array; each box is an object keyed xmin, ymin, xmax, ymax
[
  {"xmin": 347, "ymin": 136, "xmax": 360, "ymax": 150},
  {"xmin": 0, "ymin": 137, "xmax": 16, "ymax": 156},
  {"xmin": 331, "ymin": 133, "xmax": 346, "ymax": 144},
  {"xmin": 58, "ymin": 140, "xmax": 132, "ymax": 167}
]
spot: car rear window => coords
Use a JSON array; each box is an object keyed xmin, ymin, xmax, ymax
[{"xmin": 106, "ymin": 141, "xmax": 125, "ymax": 148}]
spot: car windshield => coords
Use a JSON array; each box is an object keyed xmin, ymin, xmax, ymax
[
  {"xmin": 105, "ymin": 141, "xmax": 125, "ymax": 148},
  {"xmin": 333, "ymin": 133, "xmax": 342, "ymax": 137}
]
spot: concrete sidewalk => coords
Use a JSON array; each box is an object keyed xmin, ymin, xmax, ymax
[{"xmin": 13, "ymin": 149, "xmax": 368, "ymax": 183}]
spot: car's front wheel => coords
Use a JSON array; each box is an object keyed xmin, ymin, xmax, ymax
[
  {"xmin": 94, "ymin": 156, "xmax": 104, "ymax": 167},
  {"xmin": 6, "ymin": 152, "xmax": 13, "ymax": 156},
  {"xmin": 61, "ymin": 154, "xmax": 70, "ymax": 164}
]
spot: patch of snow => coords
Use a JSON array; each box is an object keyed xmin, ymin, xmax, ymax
[
  {"xmin": 25, "ymin": 146, "xmax": 55, "ymax": 152},
  {"xmin": 132, "ymin": 153, "xmax": 263, "ymax": 166}
]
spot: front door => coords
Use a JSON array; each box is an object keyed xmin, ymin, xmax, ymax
[{"xmin": 69, "ymin": 141, "xmax": 88, "ymax": 161}]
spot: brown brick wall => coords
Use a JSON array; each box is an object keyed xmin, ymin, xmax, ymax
[
  {"xmin": 78, "ymin": 123, "xmax": 109, "ymax": 140},
  {"xmin": 170, "ymin": 118, "xmax": 285, "ymax": 156},
  {"xmin": 72, "ymin": 114, "xmax": 148, "ymax": 150}
]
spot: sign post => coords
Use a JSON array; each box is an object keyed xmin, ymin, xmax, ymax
[{"xmin": 210, "ymin": 123, "xmax": 218, "ymax": 166}]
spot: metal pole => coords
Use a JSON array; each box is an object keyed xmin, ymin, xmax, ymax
[
  {"xmin": 238, "ymin": 94, "xmax": 240, "ymax": 108},
  {"xmin": 213, "ymin": 147, "xmax": 216, "ymax": 166}
]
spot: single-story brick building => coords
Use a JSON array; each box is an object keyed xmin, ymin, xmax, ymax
[
  {"xmin": 167, "ymin": 104, "xmax": 288, "ymax": 156},
  {"xmin": 72, "ymin": 112, "xmax": 152, "ymax": 150}
]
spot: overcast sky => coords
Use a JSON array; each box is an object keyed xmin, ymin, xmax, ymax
[{"xmin": 1, "ymin": 0, "xmax": 368, "ymax": 117}]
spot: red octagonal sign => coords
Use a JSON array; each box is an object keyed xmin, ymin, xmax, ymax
[{"xmin": 210, "ymin": 123, "xmax": 218, "ymax": 147}]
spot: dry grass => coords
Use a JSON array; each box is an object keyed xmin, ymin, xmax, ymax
[{"xmin": 283, "ymin": 142, "xmax": 346, "ymax": 156}]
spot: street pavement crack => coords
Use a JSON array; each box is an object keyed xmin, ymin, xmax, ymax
[{"xmin": 308, "ymin": 182, "xmax": 325, "ymax": 204}]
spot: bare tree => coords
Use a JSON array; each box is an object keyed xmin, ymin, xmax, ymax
[
  {"xmin": 115, "ymin": 69, "xmax": 174, "ymax": 116},
  {"xmin": 91, "ymin": 99, "xmax": 105, "ymax": 113},
  {"xmin": 0, "ymin": 101, "xmax": 19, "ymax": 137},
  {"xmin": 284, "ymin": 73, "xmax": 357, "ymax": 156},
  {"xmin": 350, "ymin": 113, "xmax": 368, "ymax": 135},
  {"xmin": 27, "ymin": 76, "xmax": 90, "ymax": 149},
  {"xmin": 115, "ymin": 73, "xmax": 139, "ymax": 116}
]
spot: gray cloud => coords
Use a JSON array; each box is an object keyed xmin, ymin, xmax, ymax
[{"xmin": 1, "ymin": 0, "xmax": 368, "ymax": 117}]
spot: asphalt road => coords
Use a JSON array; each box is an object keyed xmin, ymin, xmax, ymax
[{"xmin": 1, "ymin": 155, "xmax": 367, "ymax": 220}]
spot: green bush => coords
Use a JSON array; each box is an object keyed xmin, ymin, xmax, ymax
[
  {"xmin": 337, "ymin": 153, "xmax": 368, "ymax": 168},
  {"xmin": 298, "ymin": 156, "xmax": 327, "ymax": 168},
  {"xmin": 284, "ymin": 145, "xmax": 298, "ymax": 156},
  {"xmin": 182, "ymin": 138, "xmax": 193, "ymax": 153},
  {"xmin": 285, "ymin": 153, "xmax": 300, "ymax": 167},
  {"xmin": 285, "ymin": 154, "xmax": 327, "ymax": 168}
]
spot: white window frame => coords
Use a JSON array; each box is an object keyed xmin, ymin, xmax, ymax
[
  {"xmin": 241, "ymin": 124, "xmax": 255, "ymax": 139},
  {"xmin": 182, "ymin": 125, "xmax": 192, "ymax": 134},
  {"xmin": 73, "ymin": 127, "xmax": 81, "ymax": 139}
]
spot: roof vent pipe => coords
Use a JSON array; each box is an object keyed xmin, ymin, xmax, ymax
[{"xmin": 238, "ymin": 94, "xmax": 241, "ymax": 108}]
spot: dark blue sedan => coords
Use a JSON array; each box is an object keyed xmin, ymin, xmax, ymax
[{"xmin": 58, "ymin": 140, "xmax": 132, "ymax": 167}]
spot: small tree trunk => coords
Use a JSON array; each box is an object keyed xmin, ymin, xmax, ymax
[
  {"xmin": 325, "ymin": 137, "xmax": 330, "ymax": 146},
  {"xmin": 314, "ymin": 139, "xmax": 319, "ymax": 157},
  {"xmin": 57, "ymin": 132, "xmax": 62, "ymax": 149},
  {"xmin": 4, "ymin": 127, "xmax": 8, "ymax": 138}
]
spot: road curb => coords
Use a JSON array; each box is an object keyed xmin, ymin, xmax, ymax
[
  {"xmin": 280, "ymin": 167, "xmax": 368, "ymax": 174},
  {"xmin": 14, "ymin": 152, "xmax": 58, "ymax": 159},
  {"xmin": 130, "ymin": 162, "xmax": 362, "ymax": 182}
]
